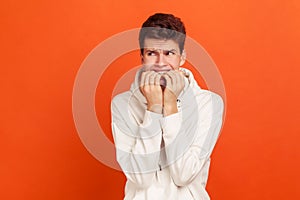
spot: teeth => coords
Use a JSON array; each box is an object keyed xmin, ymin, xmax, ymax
[{"xmin": 157, "ymin": 70, "xmax": 170, "ymax": 74}]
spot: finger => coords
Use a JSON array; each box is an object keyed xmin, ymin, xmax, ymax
[
  {"xmin": 143, "ymin": 71, "xmax": 151, "ymax": 86},
  {"xmin": 180, "ymin": 71, "xmax": 185, "ymax": 86},
  {"xmin": 154, "ymin": 73, "xmax": 162, "ymax": 85},
  {"xmin": 149, "ymin": 72, "xmax": 156, "ymax": 85},
  {"xmin": 166, "ymin": 71, "xmax": 176, "ymax": 86},
  {"xmin": 175, "ymin": 70, "xmax": 183, "ymax": 87},
  {"xmin": 174, "ymin": 70, "xmax": 184, "ymax": 87},
  {"xmin": 163, "ymin": 74, "xmax": 172, "ymax": 89},
  {"xmin": 140, "ymin": 72, "xmax": 146, "ymax": 87},
  {"xmin": 176, "ymin": 69, "xmax": 185, "ymax": 80},
  {"xmin": 174, "ymin": 70, "xmax": 185, "ymax": 93},
  {"xmin": 172, "ymin": 70, "xmax": 179, "ymax": 80}
]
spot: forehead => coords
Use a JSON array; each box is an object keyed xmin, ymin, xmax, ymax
[{"xmin": 143, "ymin": 38, "xmax": 180, "ymax": 50}]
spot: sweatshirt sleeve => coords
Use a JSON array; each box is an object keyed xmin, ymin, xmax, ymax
[
  {"xmin": 160, "ymin": 90, "xmax": 224, "ymax": 187},
  {"xmin": 111, "ymin": 95, "xmax": 163, "ymax": 189}
]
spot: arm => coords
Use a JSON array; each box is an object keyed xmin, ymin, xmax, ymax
[
  {"xmin": 161, "ymin": 90, "xmax": 224, "ymax": 186},
  {"xmin": 111, "ymin": 94, "xmax": 163, "ymax": 189}
]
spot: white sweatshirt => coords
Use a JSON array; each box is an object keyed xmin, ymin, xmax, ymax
[{"xmin": 111, "ymin": 68, "xmax": 224, "ymax": 200}]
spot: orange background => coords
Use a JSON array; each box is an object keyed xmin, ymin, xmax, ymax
[{"xmin": 1, "ymin": 0, "xmax": 300, "ymax": 199}]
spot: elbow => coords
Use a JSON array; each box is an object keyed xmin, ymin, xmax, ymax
[
  {"xmin": 170, "ymin": 166, "xmax": 198, "ymax": 186},
  {"xmin": 126, "ymin": 172, "xmax": 155, "ymax": 189},
  {"xmin": 116, "ymin": 151, "xmax": 160, "ymax": 189},
  {"xmin": 116, "ymin": 154, "xmax": 156, "ymax": 189},
  {"xmin": 170, "ymin": 160, "xmax": 209, "ymax": 187},
  {"xmin": 170, "ymin": 163, "xmax": 202, "ymax": 187},
  {"xmin": 171, "ymin": 174, "xmax": 194, "ymax": 187}
]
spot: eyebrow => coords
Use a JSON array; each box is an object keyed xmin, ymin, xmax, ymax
[{"xmin": 144, "ymin": 48, "xmax": 178, "ymax": 52}]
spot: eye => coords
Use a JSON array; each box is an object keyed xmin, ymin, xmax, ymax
[
  {"xmin": 165, "ymin": 51, "xmax": 176, "ymax": 56},
  {"xmin": 146, "ymin": 51, "xmax": 157, "ymax": 56}
]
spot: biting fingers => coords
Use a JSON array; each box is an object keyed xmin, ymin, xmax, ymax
[
  {"xmin": 140, "ymin": 72, "xmax": 146, "ymax": 88},
  {"xmin": 165, "ymin": 71, "xmax": 176, "ymax": 86},
  {"xmin": 175, "ymin": 70, "xmax": 185, "ymax": 87},
  {"xmin": 154, "ymin": 73, "xmax": 161, "ymax": 85},
  {"xmin": 149, "ymin": 73, "xmax": 155, "ymax": 85},
  {"xmin": 164, "ymin": 74, "xmax": 172, "ymax": 89},
  {"xmin": 144, "ymin": 71, "xmax": 155, "ymax": 86}
]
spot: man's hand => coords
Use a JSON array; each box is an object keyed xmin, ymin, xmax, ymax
[
  {"xmin": 163, "ymin": 70, "xmax": 185, "ymax": 116},
  {"xmin": 140, "ymin": 71, "xmax": 163, "ymax": 114}
]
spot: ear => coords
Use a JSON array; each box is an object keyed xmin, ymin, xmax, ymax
[{"xmin": 179, "ymin": 49, "xmax": 186, "ymax": 66}]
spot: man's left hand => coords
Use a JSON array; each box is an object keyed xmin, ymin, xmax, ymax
[{"xmin": 162, "ymin": 70, "xmax": 185, "ymax": 116}]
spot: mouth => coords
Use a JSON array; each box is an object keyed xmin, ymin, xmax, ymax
[{"xmin": 153, "ymin": 69, "xmax": 171, "ymax": 74}]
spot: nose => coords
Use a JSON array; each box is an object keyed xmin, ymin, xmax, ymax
[{"xmin": 156, "ymin": 52, "xmax": 166, "ymax": 66}]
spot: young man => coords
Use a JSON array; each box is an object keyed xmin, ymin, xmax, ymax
[{"xmin": 111, "ymin": 13, "xmax": 224, "ymax": 200}]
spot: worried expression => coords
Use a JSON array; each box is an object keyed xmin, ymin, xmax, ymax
[{"xmin": 141, "ymin": 38, "xmax": 186, "ymax": 73}]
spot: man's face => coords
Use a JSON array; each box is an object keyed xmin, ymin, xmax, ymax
[{"xmin": 141, "ymin": 38, "xmax": 185, "ymax": 72}]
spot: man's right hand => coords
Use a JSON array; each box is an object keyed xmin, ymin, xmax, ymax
[
  {"xmin": 162, "ymin": 70, "xmax": 185, "ymax": 116},
  {"xmin": 140, "ymin": 71, "xmax": 163, "ymax": 114}
]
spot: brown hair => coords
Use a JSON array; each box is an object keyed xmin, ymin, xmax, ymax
[{"xmin": 139, "ymin": 13, "xmax": 186, "ymax": 54}]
